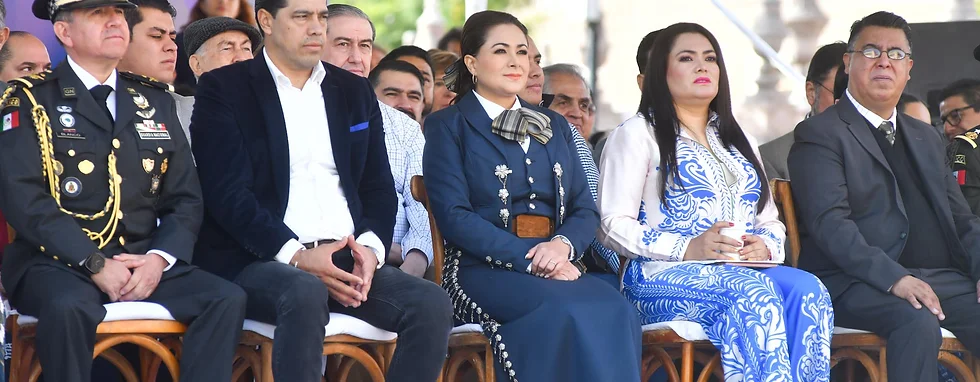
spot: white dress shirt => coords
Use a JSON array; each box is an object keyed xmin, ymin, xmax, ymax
[
  {"xmin": 473, "ymin": 91, "xmax": 530, "ymax": 153},
  {"xmin": 67, "ymin": 56, "xmax": 177, "ymax": 271},
  {"xmin": 264, "ymin": 52, "xmax": 385, "ymax": 267},
  {"xmin": 846, "ymin": 89, "xmax": 897, "ymax": 132}
]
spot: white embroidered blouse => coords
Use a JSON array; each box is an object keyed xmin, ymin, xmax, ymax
[{"xmin": 597, "ymin": 113, "xmax": 786, "ymax": 277}]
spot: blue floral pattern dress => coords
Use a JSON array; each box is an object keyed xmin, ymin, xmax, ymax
[{"xmin": 597, "ymin": 113, "xmax": 834, "ymax": 381}]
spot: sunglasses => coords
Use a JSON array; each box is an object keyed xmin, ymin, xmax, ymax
[{"xmin": 848, "ymin": 46, "xmax": 911, "ymax": 61}]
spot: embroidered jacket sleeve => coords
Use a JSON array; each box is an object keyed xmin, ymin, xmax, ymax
[
  {"xmin": 598, "ymin": 117, "xmax": 691, "ymax": 261},
  {"xmin": 423, "ymin": 114, "xmax": 534, "ymax": 272},
  {"xmin": 747, "ymin": 133, "xmax": 786, "ymax": 263},
  {"xmin": 569, "ymin": 126, "xmax": 620, "ymax": 270}
]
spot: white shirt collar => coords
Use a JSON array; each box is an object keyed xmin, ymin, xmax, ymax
[
  {"xmin": 846, "ymin": 88, "xmax": 897, "ymax": 130},
  {"xmin": 473, "ymin": 90, "xmax": 521, "ymax": 120},
  {"xmin": 67, "ymin": 55, "xmax": 116, "ymax": 91},
  {"xmin": 264, "ymin": 50, "xmax": 326, "ymax": 90}
]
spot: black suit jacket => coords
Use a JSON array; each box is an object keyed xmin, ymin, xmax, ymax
[
  {"xmin": 0, "ymin": 62, "xmax": 201, "ymax": 292},
  {"xmin": 788, "ymin": 95, "xmax": 980, "ymax": 299},
  {"xmin": 190, "ymin": 52, "xmax": 396, "ymax": 280}
]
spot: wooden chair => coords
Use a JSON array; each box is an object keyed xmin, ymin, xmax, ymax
[
  {"xmin": 7, "ymin": 302, "xmax": 185, "ymax": 382},
  {"xmin": 410, "ymin": 175, "xmax": 495, "ymax": 382},
  {"xmin": 239, "ymin": 313, "xmax": 396, "ymax": 382},
  {"xmin": 770, "ymin": 178, "xmax": 980, "ymax": 382}
]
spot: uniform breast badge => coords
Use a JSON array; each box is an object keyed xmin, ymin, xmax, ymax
[
  {"xmin": 59, "ymin": 113, "xmax": 75, "ymax": 128},
  {"xmin": 78, "ymin": 160, "xmax": 95, "ymax": 175},
  {"xmin": 160, "ymin": 158, "xmax": 168, "ymax": 174},
  {"xmin": 62, "ymin": 177, "xmax": 82, "ymax": 197},
  {"xmin": 135, "ymin": 120, "xmax": 170, "ymax": 140},
  {"xmin": 149, "ymin": 175, "xmax": 161, "ymax": 195},
  {"xmin": 142, "ymin": 158, "xmax": 155, "ymax": 173},
  {"xmin": 130, "ymin": 88, "xmax": 157, "ymax": 119}
]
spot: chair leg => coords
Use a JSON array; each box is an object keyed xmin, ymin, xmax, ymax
[{"xmin": 681, "ymin": 342, "xmax": 694, "ymax": 382}]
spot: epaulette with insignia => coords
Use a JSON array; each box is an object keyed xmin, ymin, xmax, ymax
[
  {"xmin": 955, "ymin": 132, "xmax": 978, "ymax": 149},
  {"xmin": 119, "ymin": 71, "xmax": 175, "ymax": 92},
  {"xmin": 8, "ymin": 69, "xmax": 55, "ymax": 89}
]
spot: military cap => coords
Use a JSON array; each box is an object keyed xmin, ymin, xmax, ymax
[
  {"xmin": 33, "ymin": 0, "xmax": 136, "ymax": 21},
  {"xmin": 183, "ymin": 17, "xmax": 263, "ymax": 57}
]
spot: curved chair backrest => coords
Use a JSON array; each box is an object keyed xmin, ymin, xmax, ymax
[
  {"xmin": 410, "ymin": 176, "xmax": 445, "ymax": 284},
  {"xmin": 770, "ymin": 179, "xmax": 801, "ymax": 268}
]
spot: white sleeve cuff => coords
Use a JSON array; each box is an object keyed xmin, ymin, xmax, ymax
[
  {"xmin": 147, "ymin": 250, "xmax": 177, "ymax": 272},
  {"xmin": 356, "ymin": 231, "xmax": 386, "ymax": 269},
  {"xmin": 275, "ymin": 239, "xmax": 305, "ymax": 265}
]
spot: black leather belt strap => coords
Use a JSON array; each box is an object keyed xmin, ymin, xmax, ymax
[{"xmin": 302, "ymin": 239, "xmax": 338, "ymax": 249}]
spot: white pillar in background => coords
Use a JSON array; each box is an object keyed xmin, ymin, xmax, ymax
[
  {"xmin": 785, "ymin": 0, "xmax": 828, "ymax": 75},
  {"xmin": 413, "ymin": 0, "xmax": 446, "ymax": 49},
  {"xmin": 466, "ymin": 0, "xmax": 488, "ymax": 19},
  {"xmin": 952, "ymin": 0, "xmax": 979, "ymax": 20}
]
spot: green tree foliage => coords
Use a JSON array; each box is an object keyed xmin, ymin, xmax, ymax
[{"xmin": 339, "ymin": 0, "xmax": 526, "ymax": 51}]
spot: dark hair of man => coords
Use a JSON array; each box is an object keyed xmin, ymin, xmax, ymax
[
  {"xmin": 254, "ymin": 0, "xmax": 288, "ymax": 35},
  {"xmin": 635, "ymin": 29, "xmax": 662, "ymax": 74},
  {"xmin": 326, "ymin": 4, "xmax": 376, "ymax": 41},
  {"xmin": 437, "ymin": 28, "xmax": 462, "ymax": 51},
  {"xmin": 939, "ymin": 79, "xmax": 980, "ymax": 113},
  {"xmin": 368, "ymin": 59, "xmax": 424, "ymax": 90},
  {"xmin": 638, "ymin": 22, "xmax": 769, "ymax": 212},
  {"xmin": 832, "ymin": 62, "xmax": 847, "ymax": 100},
  {"xmin": 125, "ymin": 0, "xmax": 176, "ymax": 37},
  {"xmin": 897, "ymin": 93, "xmax": 924, "ymax": 111},
  {"xmin": 449, "ymin": 11, "xmax": 528, "ymax": 104},
  {"xmin": 806, "ymin": 42, "xmax": 846, "ymax": 84},
  {"xmin": 0, "ymin": 31, "xmax": 29, "ymax": 72},
  {"xmin": 847, "ymin": 11, "xmax": 913, "ymax": 52},
  {"xmin": 380, "ymin": 45, "xmax": 433, "ymax": 73}
]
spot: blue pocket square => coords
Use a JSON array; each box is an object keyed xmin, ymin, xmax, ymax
[{"xmin": 349, "ymin": 122, "xmax": 369, "ymax": 132}]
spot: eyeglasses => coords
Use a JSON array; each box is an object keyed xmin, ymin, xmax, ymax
[
  {"xmin": 848, "ymin": 46, "xmax": 911, "ymax": 61},
  {"xmin": 941, "ymin": 105, "xmax": 974, "ymax": 126}
]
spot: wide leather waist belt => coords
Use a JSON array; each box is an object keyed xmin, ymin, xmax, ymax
[
  {"xmin": 303, "ymin": 239, "xmax": 338, "ymax": 249},
  {"xmin": 512, "ymin": 215, "xmax": 554, "ymax": 239}
]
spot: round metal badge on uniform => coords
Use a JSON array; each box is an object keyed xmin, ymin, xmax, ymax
[
  {"xmin": 53, "ymin": 160, "xmax": 64, "ymax": 176},
  {"xmin": 59, "ymin": 113, "xmax": 75, "ymax": 128},
  {"xmin": 112, "ymin": 139, "xmax": 121, "ymax": 149},
  {"xmin": 78, "ymin": 160, "xmax": 95, "ymax": 175},
  {"xmin": 62, "ymin": 177, "xmax": 83, "ymax": 198}
]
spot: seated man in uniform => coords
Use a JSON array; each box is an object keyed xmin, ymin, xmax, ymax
[
  {"xmin": 942, "ymin": 79, "xmax": 980, "ymax": 215},
  {"xmin": 0, "ymin": 1, "xmax": 247, "ymax": 381}
]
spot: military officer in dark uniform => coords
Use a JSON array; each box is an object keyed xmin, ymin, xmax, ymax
[
  {"xmin": 951, "ymin": 128, "xmax": 980, "ymax": 215},
  {"xmin": 0, "ymin": 1, "xmax": 246, "ymax": 381}
]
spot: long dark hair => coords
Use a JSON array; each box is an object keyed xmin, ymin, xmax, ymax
[
  {"xmin": 445, "ymin": 11, "xmax": 528, "ymax": 104},
  {"xmin": 638, "ymin": 22, "xmax": 769, "ymax": 213}
]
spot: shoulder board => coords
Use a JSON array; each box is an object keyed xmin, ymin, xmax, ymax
[
  {"xmin": 8, "ymin": 70, "xmax": 55, "ymax": 89},
  {"xmin": 955, "ymin": 134, "xmax": 978, "ymax": 149},
  {"xmin": 119, "ymin": 71, "xmax": 174, "ymax": 92}
]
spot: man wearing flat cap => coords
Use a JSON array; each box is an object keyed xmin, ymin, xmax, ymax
[{"xmin": 0, "ymin": 1, "xmax": 247, "ymax": 381}]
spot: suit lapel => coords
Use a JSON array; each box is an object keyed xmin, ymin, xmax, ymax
[
  {"xmin": 457, "ymin": 92, "xmax": 508, "ymax": 159},
  {"xmin": 321, "ymin": 66, "xmax": 352, "ymax": 194},
  {"xmin": 56, "ymin": 63, "xmax": 112, "ymax": 131},
  {"xmin": 900, "ymin": 115, "xmax": 945, "ymax": 209},
  {"xmin": 250, "ymin": 53, "xmax": 291, "ymax": 203},
  {"xmin": 840, "ymin": 96, "xmax": 894, "ymax": 177},
  {"xmin": 113, "ymin": 78, "xmax": 137, "ymax": 136}
]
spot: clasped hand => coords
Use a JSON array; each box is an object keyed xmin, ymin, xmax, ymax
[
  {"xmin": 91, "ymin": 253, "xmax": 167, "ymax": 302},
  {"xmin": 293, "ymin": 236, "xmax": 377, "ymax": 308},
  {"xmin": 525, "ymin": 238, "xmax": 580, "ymax": 281}
]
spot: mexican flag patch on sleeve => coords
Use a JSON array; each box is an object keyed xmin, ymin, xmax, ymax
[{"xmin": 2, "ymin": 111, "xmax": 19, "ymax": 132}]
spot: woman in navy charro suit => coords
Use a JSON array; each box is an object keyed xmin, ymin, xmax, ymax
[{"xmin": 422, "ymin": 10, "xmax": 642, "ymax": 382}]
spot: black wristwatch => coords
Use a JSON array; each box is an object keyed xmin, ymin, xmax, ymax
[{"xmin": 83, "ymin": 252, "xmax": 106, "ymax": 275}]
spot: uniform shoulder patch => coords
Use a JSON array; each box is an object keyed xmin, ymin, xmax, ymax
[
  {"xmin": 8, "ymin": 69, "xmax": 54, "ymax": 89},
  {"xmin": 119, "ymin": 71, "xmax": 174, "ymax": 93},
  {"xmin": 955, "ymin": 154, "xmax": 968, "ymax": 165},
  {"xmin": 955, "ymin": 134, "xmax": 978, "ymax": 149}
]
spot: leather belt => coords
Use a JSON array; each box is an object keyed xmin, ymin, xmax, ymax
[
  {"xmin": 303, "ymin": 239, "xmax": 338, "ymax": 249},
  {"xmin": 512, "ymin": 215, "xmax": 555, "ymax": 239}
]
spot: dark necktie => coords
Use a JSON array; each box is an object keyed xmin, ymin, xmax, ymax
[
  {"xmin": 90, "ymin": 85, "xmax": 114, "ymax": 122},
  {"xmin": 878, "ymin": 120, "xmax": 895, "ymax": 145}
]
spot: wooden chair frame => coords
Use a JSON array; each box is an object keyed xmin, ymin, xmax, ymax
[
  {"xmin": 411, "ymin": 175, "xmax": 495, "ymax": 382},
  {"xmin": 238, "ymin": 330, "xmax": 394, "ymax": 382},
  {"xmin": 771, "ymin": 179, "xmax": 980, "ymax": 382}
]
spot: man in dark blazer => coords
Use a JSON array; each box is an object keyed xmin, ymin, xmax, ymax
[
  {"xmin": 189, "ymin": 0, "xmax": 452, "ymax": 381},
  {"xmin": 789, "ymin": 11, "xmax": 980, "ymax": 381}
]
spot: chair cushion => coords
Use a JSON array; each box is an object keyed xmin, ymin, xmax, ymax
[
  {"xmin": 834, "ymin": 326, "xmax": 956, "ymax": 338},
  {"xmin": 641, "ymin": 320, "xmax": 709, "ymax": 341},
  {"xmin": 242, "ymin": 313, "xmax": 397, "ymax": 341},
  {"xmin": 451, "ymin": 324, "xmax": 483, "ymax": 335},
  {"xmin": 14, "ymin": 302, "xmax": 176, "ymax": 326}
]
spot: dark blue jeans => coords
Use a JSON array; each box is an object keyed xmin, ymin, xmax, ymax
[{"xmin": 233, "ymin": 250, "xmax": 453, "ymax": 382}]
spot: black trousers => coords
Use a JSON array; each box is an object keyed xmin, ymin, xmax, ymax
[
  {"xmin": 10, "ymin": 264, "xmax": 247, "ymax": 382},
  {"xmin": 233, "ymin": 250, "xmax": 453, "ymax": 382},
  {"xmin": 833, "ymin": 268, "xmax": 980, "ymax": 382}
]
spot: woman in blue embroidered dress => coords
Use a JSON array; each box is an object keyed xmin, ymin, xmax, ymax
[
  {"xmin": 423, "ymin": 11, "xmax": 642, "ymax": 382},
  {"xmin": 597, "ymin": 23, "xmax": 834, "ymax": 381}
]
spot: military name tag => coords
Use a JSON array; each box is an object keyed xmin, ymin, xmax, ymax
[
  {"xmin": 56, "ymin": 128, "xmax": 85, "ymax": 140},
  {"xmin": 135, "ymin": 120, "xmax": 171, "ymax": 140}
]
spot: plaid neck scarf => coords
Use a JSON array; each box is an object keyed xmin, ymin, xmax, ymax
[{"xmin": 491, "ymin": 108, "xmax": 553, "ymax": 145}]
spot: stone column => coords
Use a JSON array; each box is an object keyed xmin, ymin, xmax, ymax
[
  {"xmin": 785, "ymin": 0, "xmax": 828, "ymax": 75},
  {"xmin": 412, "ymin": 0, "xmax": 446, "ymax": 49}
]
